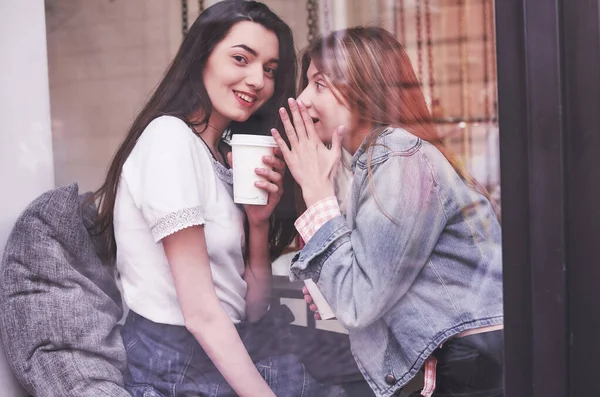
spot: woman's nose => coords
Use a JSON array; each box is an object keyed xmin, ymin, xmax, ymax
[
  {"xmin": 245, "ymin": 65, "xmax": 265, "ymax": 90},
  {"xmin": 297, "ymin": 90, "xmax": 312, "ymax": 108}
]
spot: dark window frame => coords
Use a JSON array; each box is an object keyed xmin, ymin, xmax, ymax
[{"xmin": 496, "ymin": 0, "xmax": 600, "ymax": 395}]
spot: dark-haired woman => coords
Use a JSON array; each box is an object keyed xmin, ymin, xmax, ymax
[{"xmin": 90, "ymin": 1, "xmax": 346, "ymax": 396}]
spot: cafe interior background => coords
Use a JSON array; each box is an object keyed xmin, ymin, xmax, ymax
[
  {"xmin": 43, "ymin": 0, "xmax": 500, "ymax": 333},
  {"xmin": 7, "ymin": 1, "xmax": 600, "ymax": 396},
  {"xmin": 0, "ymin": 0, "xmax": 501, "ymax": 395}
]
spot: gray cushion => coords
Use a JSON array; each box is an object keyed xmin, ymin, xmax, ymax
[{"xmin": 0, "ymin": 183, "xmax": 130, "ymax": 396}]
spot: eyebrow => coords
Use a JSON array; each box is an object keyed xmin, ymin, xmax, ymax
[
  {"xmin": 310, "ymin": 71, "xmax": 324, "ymax": 80},
  {"xmin": 231, "ymin": 44, "xmax": 279, "ymax": 64}
]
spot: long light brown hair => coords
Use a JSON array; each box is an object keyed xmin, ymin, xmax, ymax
[{"xmin": 300, "ymin": 26, "xmax": 500, "ymax": 218}]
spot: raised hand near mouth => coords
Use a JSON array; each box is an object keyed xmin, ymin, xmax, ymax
[{"xmin": 270, "ymin": 98, "xmax": 344, "ymax": 208}]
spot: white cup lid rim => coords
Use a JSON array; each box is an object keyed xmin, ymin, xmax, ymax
[{"xmin": 230, "ymin": 134, "xmax": 277, "ymax": 147}]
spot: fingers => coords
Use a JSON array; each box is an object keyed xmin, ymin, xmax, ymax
[
  {"xmin": 262, "ymin": 154, "xmax": 286, "ymax": 175},
  {"xmin": 303, "ymin": 286, "xmax": 321, "ymax": 319},
  {"xmin": 227, "ymin": 152, "xmax": 233, "ymax": 168},
  {"xmin": 278, "ymin": 107, "xmax": 299, "ymax": 145},
  {"xmin": 255, "ymin": 167, "xmax": 282, "ymax": 185},
  {"xmin": 331, "ymin": 125, "xmax": 344, "ymax": 153},
  {"xmin": 271, "ymin": 128, "xmax": 291, "ymax": 158},
  {"xmin": 303, "ymin": 286, "xmax": 312, "ymax": 303},
  {"xmin": 254, "ymin": 163, "xmax": 283, "ymax": 194},
  {"xmin": 287, "ymin": 98, "xmax": 308, "ymax": 141},
  {"xmin": 329, "ymin": 126, "xmax": 344, "ymax": 173},
  {"xmin": 254, "ymin": 156, "xmax": 284, "ymax": 197},
  {"xmin": 297, "ymin": 100, "xmax": 318, "ymax": 140},
  {"xmin": 254, "ymin": 180, "xmax": 281, "ymax": 195}
]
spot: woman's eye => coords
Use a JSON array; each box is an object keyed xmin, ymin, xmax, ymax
[
  {"xmin": 315, "ymin": 82, "xmax": 325, "ymax": 91},
  {"xmin": 233, "ymin": 55, "xmax": 248, "ymax": 64},
  {"xmin": 264, "ymin": 67, "xmax": 277, "ymax": 77}
]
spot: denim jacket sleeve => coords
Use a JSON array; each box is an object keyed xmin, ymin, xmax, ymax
[{"xmin": 290, "ymin": 150, "xmax": 447, "ymax": 330}]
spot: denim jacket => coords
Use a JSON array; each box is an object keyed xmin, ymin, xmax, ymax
[{"xmin": 290, "ymin": 127, "xmax": 503, "ymax": 397}]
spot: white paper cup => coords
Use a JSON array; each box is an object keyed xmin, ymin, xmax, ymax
[
  {"xmin": 304, "ymin": 279, "xmax": 336, "ymax": 320},
  {"xmin": 230, "ymin": 134, "xmax": 278, "ymax": 205}
]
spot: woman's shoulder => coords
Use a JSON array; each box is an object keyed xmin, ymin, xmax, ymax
[
  {"xmin": 379, "ymin": 127, "xmax": 453, "ymax": 168},
  {"xmin": 125, "ymin": 115, "xmax": 210, "ymax": 172},
  {"xmin": 380, "ymin": 127, "xmax": 422, "ymax": 152},
  {"xmin": 354, "ymin": 127, "xmax": 422, "ymax": 170},
  {"xmin": 140, "ymin": 115, "xmax": 195, "ymax": 144}
]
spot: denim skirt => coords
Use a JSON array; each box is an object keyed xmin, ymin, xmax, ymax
[{"xmin": 121, "ymin": 305, "xmax": 347, "ymax": 397}]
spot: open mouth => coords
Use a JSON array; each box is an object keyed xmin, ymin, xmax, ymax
[
  {"xmin": 311, "ymin": 117, "xmax": 320, "ymax": 124},
  {"xmin": 233, "ymin": 91, "xmax": 257, "ymax": 104}
]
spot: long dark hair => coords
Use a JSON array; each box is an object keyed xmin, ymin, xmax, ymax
[{"xmin": 90, "ymin": 0, "xmax": 298, "ymax": 263}]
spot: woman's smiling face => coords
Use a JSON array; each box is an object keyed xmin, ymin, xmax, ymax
[{"xmin": 203, "ymin": 21, "xmax": 280, "ymax": 126}]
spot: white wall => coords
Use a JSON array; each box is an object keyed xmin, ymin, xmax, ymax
[
  {"xmin": 0, "ymin": 0, "xmax": 54, "ymax": 395},
  {"xmin": 47, "ymin": 0, "xmax": 182, "ymax": 192}
]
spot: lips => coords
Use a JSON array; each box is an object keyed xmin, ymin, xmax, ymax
[{"xmin": 233, "ymin": 90, "xmax": 257, "ymax": 104}]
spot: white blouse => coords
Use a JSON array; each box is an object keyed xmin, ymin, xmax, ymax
[{"xmin": 114, "ymin": 116, "xmax": 247, "ymax": 325}]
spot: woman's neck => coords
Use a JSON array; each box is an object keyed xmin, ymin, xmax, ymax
[
  {"xmin": 189, "ymin": 110, "xmax": 231, "ymax": 166},
  {"xmin": 200, "ymin": 123, "xmax": 226, "ymax": 151},
  {"xmin": 190, "ymin": 110, "xmax": 230, "ymax": 152},
  {"xmin": 343, "ymin": 123, "xmax": 372, "ymax": 155}
]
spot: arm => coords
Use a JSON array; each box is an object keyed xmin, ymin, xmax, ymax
[
  {"xmin": 129, "ymin": 118, "xmax": 274, "ymax": 396},
  {"xmin": 234, "ymin": 149, "xmax": 288, "ymax": 322},
  {"xmin": 243, "ymin": 221, "xmax": 272, "ymax": 322},
  {"xmin": 291, "ymin": 154, "xmax": 447, "ymax": 330},
  {"xmin": 163, "ymin": 226, "xmax": 275, "ymax": 397}
]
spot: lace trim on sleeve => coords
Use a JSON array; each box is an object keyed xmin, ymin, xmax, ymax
[{"xmin": 151, "ymin": 206, "xmax": 205, "ymax": 242}]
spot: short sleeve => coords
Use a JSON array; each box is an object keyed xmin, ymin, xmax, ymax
[{"xmin": 122, "ymin": 116, "xmax": 211, "ymax": 242}]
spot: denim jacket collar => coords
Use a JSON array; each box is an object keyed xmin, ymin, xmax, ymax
[{"xmin": 349, "ymin": 127, "xmax": 395, "ymax": 171}]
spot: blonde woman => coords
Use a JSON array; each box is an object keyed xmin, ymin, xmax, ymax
[{"xmin": 272, "ymin": 27, "xmax": 504, "ymax": 397}]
